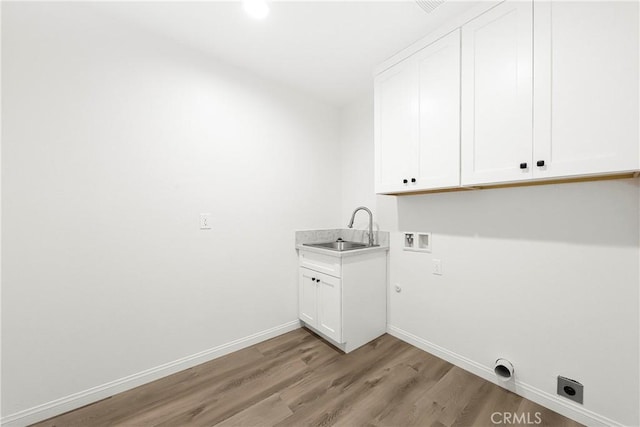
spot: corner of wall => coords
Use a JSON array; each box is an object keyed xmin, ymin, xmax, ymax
[{"xmin": 0, "ymin": 0, "xmax": 4, "ymax": 419}]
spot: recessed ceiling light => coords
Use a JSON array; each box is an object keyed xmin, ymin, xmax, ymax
[{"xmin": 243, "ymin": 0, "xmax": 269, "ymax": 20}]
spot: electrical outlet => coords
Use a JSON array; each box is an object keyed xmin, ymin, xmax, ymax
[
  {"xmin": 199, "ymin": 213, "xmax": 212, "ymax": 230},
  {"xmin": 433, "ymin": 259, "xmax": 442, "ymax": 275}
]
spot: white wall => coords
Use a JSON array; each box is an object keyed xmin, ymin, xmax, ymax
[
  {"xmin": 337, "ymin": 96, "xmax": 399, "ymax": 233},
  {"xmin": 340, "ymin": 96, "xmax": 640, "ymax": 426},
  {"xmin": 339, "ymin": 95, "xmax": 376, "ymax": 222},
  {"xmin": 0, "ymin": 0, "xmax": 4, "ymax": 420},
  {"xmin": 1, "ymin": 2, "xmax": 341, "ymax": 419}
]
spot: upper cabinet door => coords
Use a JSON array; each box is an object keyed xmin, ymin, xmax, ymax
[
  {"xmin": 533, "ymin": 1, "xmax": 639, "ymax": 179},
  {"xmin": 415, "ymin": 29, "xmax": 461, "ymax": 190},
  {"xmin": 461, "ymin": 0, "xmax": 533, "ymax": 186},
  {"xmin": 374, "ymin": 60, "xmax": 419, "ymax": 193}
]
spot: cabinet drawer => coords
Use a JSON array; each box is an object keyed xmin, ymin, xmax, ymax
[{"xmin": 299, "ymin": 251, "xmax": 341, "ymax": 277}]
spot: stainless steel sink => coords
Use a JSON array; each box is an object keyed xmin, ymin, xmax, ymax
[{"xmin": 303, "ymin": 240, "xmax": 377, "ymax": 252}]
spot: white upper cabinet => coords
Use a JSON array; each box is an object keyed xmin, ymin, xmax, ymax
[
  {"xmin": 374, "ymin": 60, "xmax": 419, "ymax": 193},
  {"xmin": 461, "ymin": 0, "xmax": 533, "ymax": 186},
  {"xmin": 415, "ymin": 30, "xmax": 461, "ymax": 190},
  {"xmin": 374, "ymin": 0, "xmax": 639, "ymax": 193},
  {"xmin": 375, "ymin": 30, "xmax": 461, "ymax": 194},
  {"xmin": 533, "ymin": 1, "xmax": 639, "ymax": 179}
]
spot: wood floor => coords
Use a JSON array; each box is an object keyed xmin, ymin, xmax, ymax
[{"xmin": 33, "ymin": 328, "xmax": 583, "ymax": 427}]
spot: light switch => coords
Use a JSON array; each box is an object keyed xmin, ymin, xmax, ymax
[
  {"xmin": 433, "ymin": 259, "xmax": 442, "ymax": 275},
  {"xmin": 200, "ymin": 213, "xmax": 212, "ymax": 230}
]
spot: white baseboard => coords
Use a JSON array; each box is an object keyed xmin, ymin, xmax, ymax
[
  {"xmin": 1, "ymin": 320, "xmax": 301, "ymax": 427},
  {"xmin": 387, "ymin": 325, "xmax": 623, "ymax": 427}
]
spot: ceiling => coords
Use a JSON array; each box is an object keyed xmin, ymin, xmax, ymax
[{"xmin": 94, "ymin": 1, "xmax": 479, "ymax": 107}]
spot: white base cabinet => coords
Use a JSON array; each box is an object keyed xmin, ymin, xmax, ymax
[
  {"xmin": 299, "ymin": 267, "xmax": 342, "ymax": 343},
  {"xmin": 298, "ymin": 249, "xmax": 387, "ymax": 353}
]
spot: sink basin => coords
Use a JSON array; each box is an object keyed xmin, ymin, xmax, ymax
[{"xmin": 303, "ymin": 240, "xmax": 377, "ymax": 252}]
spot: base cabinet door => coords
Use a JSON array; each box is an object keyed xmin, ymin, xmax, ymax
[
  {"xmin": 298, "ymin": 268, "xmax": 318, "ymax": 326},
  {"xmin": 316, "ymin": 273, "xmax": 342, "ymax": 343},
  {"xmin": 533, "ymin": 1, "xmax": 639, "ymax": 179},
  {"xmin": 299, "ymin": 268, "xmax": 342, "ymax": 343}
]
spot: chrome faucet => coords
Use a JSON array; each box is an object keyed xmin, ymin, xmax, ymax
[{"xmin": 348, "ymin": 206, "xmax": 375, "ymax": 246}]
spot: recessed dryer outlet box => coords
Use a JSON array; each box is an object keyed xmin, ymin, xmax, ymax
[
  {"xmin": 403, "ymin": 232, "xmax": 431, "ymax": 252},
  {"xmin": 557, "ymin": 376, "xmax": 583, "ymax": 404}
]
